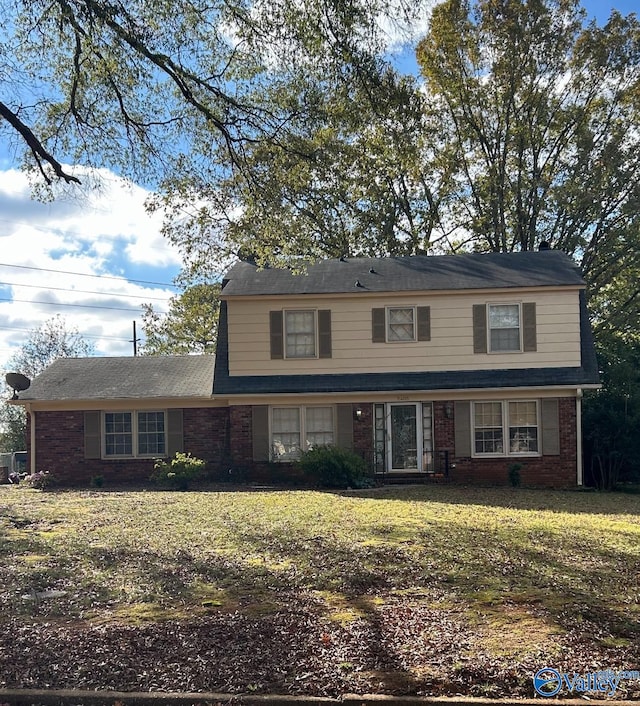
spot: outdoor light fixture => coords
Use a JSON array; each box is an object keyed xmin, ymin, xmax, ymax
[
  {"xmin": 354, "ymin": 406, "xmax": 363, "ymax": 421},
  {"xmin": 444, "ymin": 403, "xmax": 454, "ymax": 419}
]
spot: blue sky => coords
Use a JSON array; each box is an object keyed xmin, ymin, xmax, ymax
[{"xmin": 0, "ymin": 0, "xmax": 637, "ymax": 371}]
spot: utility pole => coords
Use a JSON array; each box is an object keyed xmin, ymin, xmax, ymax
[{"xmin": 130, "ymin": 320, "xmax": 141, "ymax": 356}]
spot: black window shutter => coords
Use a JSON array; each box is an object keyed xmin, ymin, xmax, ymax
[
  {"xmin": 336, "ymin": 404, "xmax": 354, "ymax": 450},
  {"xmin": 417, "ymin": 306, "xmax": 431, "ymax": 341},
  {"xmin": 318, "ymin": 310, "xmax": 332, "ymax": 358},
  {"xmin": 541, "ymin": 398, "xmax": 560, "ymax": 456},
  {"xmin": 270, "ymin": 311, "xmax": 284, "ymax": 359},
  {"xmin": 372, "ymin": 308, "xmax": 386, "ymax": 343},
  {"xmin": 523, "ymin": 302, "xmax": 537, "ymax": 352},
  {"xmin": 454, "ymin": 401, "xmax": 471, "ymax": 457},
  {"xmin": 252, "ymin": 406, "xmax": 270, "ymax": 461},
  {"xmin": 84, "ymin": 411, "xmax": 101, "ymax": 459},
  {"xmin": 167, "ymin": 409, "xmax": 184, "ymax": 456},
  {"xmin": 473, "ymin": 304, "xmax": 487, "ymax": 353}
]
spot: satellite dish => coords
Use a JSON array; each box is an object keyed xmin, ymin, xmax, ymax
[{"xmin": 5, "ymin": 373, "xmax": 31, "ymax": 399}]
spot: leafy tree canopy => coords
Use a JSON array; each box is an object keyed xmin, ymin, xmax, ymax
[
  {"xmin": 140, "ymin": 284, "xmax": 220, "ymax": 355},
  {"xmin": 0, "ymin": 0, "xmax": 421, "ymax": 187},
  {"xmin": 415, "ymin": 0, "xmax": 640, "ymax": 340}
]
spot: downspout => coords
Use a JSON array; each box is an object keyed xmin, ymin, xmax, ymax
[
  {"xmin": 26, "ymin": 404, "xmax": 36, "ymax": 475},
  {"xmin": 576, "ymin": 389, "xmax": 583, "ymax": 486}
]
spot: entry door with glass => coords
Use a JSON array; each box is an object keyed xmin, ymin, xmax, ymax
[{"xmin": 388, "ymin": 403, "xmax": 422, "ymax": 471}]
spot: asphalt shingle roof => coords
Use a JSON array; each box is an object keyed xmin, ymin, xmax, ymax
[
  {"xmin": 221, "ymin": 250, "xmax": 585, "ymax": 297},
  {"xmin": 16, "ymin": 355, "xmax": 215, "ymax": 401}
]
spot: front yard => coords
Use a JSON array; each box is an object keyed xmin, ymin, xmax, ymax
[{"xmin": 0, "ymin": 484, "xmax": 638, "ymax": 697}]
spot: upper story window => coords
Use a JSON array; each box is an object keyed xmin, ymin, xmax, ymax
[
  {"xmin": 473, "ymin": 302, "xmax": 537, "ymax": 354},
  {"xmin": 270, "ymin": 309, "xmax": 332, "ymax": 359},
  {"xmin": 104, "ymin": 411, "xmax": 166, "ymax": 458},
  {"xmin": 285, "ymin": 310, "xmax": 316, "ymax": 358},
  {"xmin": 372, "ymin": 306, "xmax": 431, "ymax": 343},
  {"xmin": 488, "ymin": 304, "xmax": 520, "ymax": 352},
  {"xmin": 387, "ymin": 307, "xmax": 415, "ymax": 341}
]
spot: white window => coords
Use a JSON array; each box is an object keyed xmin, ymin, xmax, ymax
[
  {"xmin": 105, "ymin": 412, "xmax": 133, "ymax": 456},
  {"xmin": 508, "ymin": 401, "xmax": 539, "ymax": 453},
  {"xmin": 474, "ymin": 402, "xmax": 504, "ymax": 455},
  {"xmin": 285, "ymin": 310, "xmax": 316, "ymax": 358},
  {"xmin": 488, "ymin": 304, "xmax": 521, "ymax": 352},
  {"xmin": 387, "ymin": 307, "xmax": 415, "ymax": 341},
  {"xmin": 104, "ymin": 411, "xmax": 166, "ymax": 458},
  {"xmin": 271, "ymin": 406, "xmax": 334, "ymax": 460},
  {"xmin": 138, "ymin": 411, "xmax": 166, "ymax": 455},
  {"xmin": 473, "ymin": 401, "xmax": 539, "ymax": 457}
]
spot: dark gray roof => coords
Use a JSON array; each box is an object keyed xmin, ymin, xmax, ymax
[
  {"xmin": 16, "ymin": 355, "xmax": 215, "ymax": 402},
  {"xmin": 221, "ymin": 251, "xmax": 585, "ymax": 297}
]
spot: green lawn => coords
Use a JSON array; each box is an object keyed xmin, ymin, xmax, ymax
[{"xmin": 0, "ymin": 484, "xmax": 639, "ymax": 697}]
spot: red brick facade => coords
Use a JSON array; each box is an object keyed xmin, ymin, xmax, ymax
[
  {"xmin": 443, "ymin": 397, "xmax": 577, "ymax": 487},
  {"xmin": 25, "ymin": 397, "xmax": 579, "ymax": 487},
  {"xmin": 27, "ymin": 407, "xmax": 231, "ymax": 486}
]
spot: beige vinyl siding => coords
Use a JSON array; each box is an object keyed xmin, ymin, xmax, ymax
[{"xmin": 226, "ymin": 290, "xmax": 582, "ymax": 376}]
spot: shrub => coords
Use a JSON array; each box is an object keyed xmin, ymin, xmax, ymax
[
  {"xmin": 25, "ymin": 470, "xmax": 55, "ymax": 490},
  {"xmin": 298, "ymin": 445, "xmax": 372, "ymax": 489},
  {"xmin": 508, "ymin": 463, "xmax": 522, "ymax": 487},
  {"xmin": 151, "ymin": 452, "xmax": 206, "ymax": 490}
]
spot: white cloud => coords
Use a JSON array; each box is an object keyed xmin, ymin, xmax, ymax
[{"xmin": 0, "ymin": 167, "xmax": 184, "ymax": 374}]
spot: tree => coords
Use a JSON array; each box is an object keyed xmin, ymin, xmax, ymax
[
  {"xmin": 583, "ymin": 334, "xmax": 640, "ymax": 489},
  {"xmin": 415, "ymin": 0, "xmax": 640, "ymax": 330},
  {"xmin": 140, "ymin": 284, "xmax": 220, "ymax": 355},
  {"xmin": 1, "ymin": 0, "xmax": 423, "ymax": 188},
  {"xmin": 153, "ymin": 68, "xmax": 442, "ymax": 277},
  {"xmin": 0, "ymin": 316, "xmax": 94, "ymax": 452}
]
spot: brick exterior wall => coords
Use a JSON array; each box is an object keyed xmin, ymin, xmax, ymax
[
  {"xmin": 27, "ymin": 397, "xmax": 579, "ymax": 488},
  {"xmin": 443, "ymin": 397, "xmax": 578, "ymax": 487},
  {"xmin": 28, "ymin": 407, "xmax": 231, "ymax": 486}
]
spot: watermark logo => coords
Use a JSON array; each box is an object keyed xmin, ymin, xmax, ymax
[
  {"xmin": 534, "ymin": 668, "xmax": 640, "ymax": 697},
  {"xmin": 533, "ymin": 668, "xmax": 562, "ymax": 697}
]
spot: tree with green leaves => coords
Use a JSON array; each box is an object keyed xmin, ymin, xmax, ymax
[
  {"xmin": 140, "ymin": 284, "xmax": 220, "ymax": 355},
  {"xmin": 1, "ymin": 0, "xmax": 422, "ymax": 188},
  {"xmin": 0, "ymin": 316, "xmax": 94, "ymax": 452},
  {"xmin": 415, "ymin": 0, "xmax": 640, "ymax": 334}
]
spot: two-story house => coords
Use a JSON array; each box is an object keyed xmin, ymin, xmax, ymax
[{"xmin": 9, "ymin": 249, "xmax": 599, "ymax": 486}]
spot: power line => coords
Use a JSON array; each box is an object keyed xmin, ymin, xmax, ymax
[
  {"xmin": 0, "ymin": 262, "xmax": 180, "ymax": 289},
  {"xmin": 0, "ymin": 296, "xmax": 164, "ymax": 314},
  {"xmin": 0, "ymin": 280, "xmax": 171, "ymax": 302},
  {"xmin": 0, "ymin": 324, "xmax": 133, "ymax": 342}
]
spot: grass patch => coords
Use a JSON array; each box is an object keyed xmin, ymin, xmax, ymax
[{"xmin": 1, "ymin": 484, "xmax": 639, "ymax": 696}]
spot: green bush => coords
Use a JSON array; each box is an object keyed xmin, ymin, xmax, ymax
[
  {"xmin": 151, "ymin": 452, "xmax": 206, "ymax": 490},
  {"xmin": 298, "ymin": 445, "xmax": 372, "ymax": 489},
  {"xmin": 508, "ymin": 463, "xmax": 522, "ymax": 487}
]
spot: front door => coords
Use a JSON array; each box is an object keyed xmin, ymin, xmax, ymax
[{"xmin": 387, "ymin": 403, "xmax": 421, "ymax": 471}]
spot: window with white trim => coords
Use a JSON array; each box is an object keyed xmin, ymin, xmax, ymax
[
  {"xmin": 488, "ymin": 303, "xmax": 520, "ymax": 352},
  {"xmin": 103, "ymin": 411, "xmax": 166, "ymax": 458},
  {"xmin": 473, "ymin": 401, "xmax": 539, "ymax": 456},
  {"xmin": 474, "ymin": 402, "xmax": 504, "ymax": 455},
  {"xmin": 508, "ymin": 401, "xmax": 539, "ymax": 453},
  {"xmin": 285, "ymin": 310, "xmax": 316, "ymax": 358},
  {"xmin": 387, "ymin": 307, "xmax": 415, "ymax": 342},
  {"xmin": 271, "ymin": 406, "xmax": 334, "ymax": 460}
]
